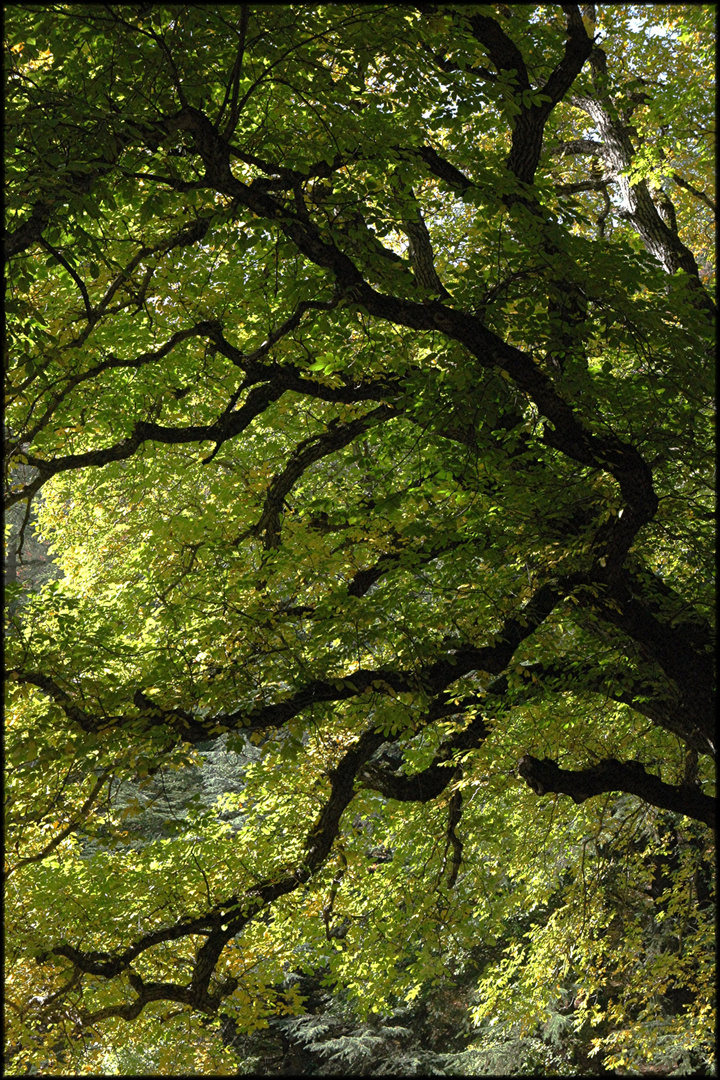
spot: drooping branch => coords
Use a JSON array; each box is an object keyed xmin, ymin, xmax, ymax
[
  {"xmin": 4, "ymin": 382, "xmax": 286, "ymax": 511},
  {"xmin": 184, "ymin": 126, "xmax": 660, "ymax": 571},
  {"xmin": 38, "ymin": 239, "xmax": 93, "ymax": 324},
  {"xmin": 14, "ymin": 577, "xmax": 571, "ymax": 748},
  {"xmin": 518, "ymin": 754, "xmax": 715, "ymax": 830},
  {"xmin": 4, "ymin": 768, "xmax": 114, "ymax": 879},
  {"xmin": 230, "ymin": 144, "xmax": 360, "ymax": 190},
  {"xmin": 5, "ymin": 5, "xmax": 714, "ymax": 1063},
  {"xmin": 345, "ymin": 536, "xmax": 464, "ymax": 599},
  {"xmin": 671, "ymin": 173, "xmax": 717, "ymax": 215},
  {"xmin": 361, "ymin": 636, "xmax": 714, "ymax": 816},
  {"xmin": 51, "ymin": 726, "xmax": 387, "ymax": 1024},
  {"xmin": 483, "ymin": 658, "xmax": 687, "ymax": 740},
  {"xmin": 206, "ymin": 296, "xmax": 341, "ymax": 377},
  {"xmin": 8, "ymin": 672, "xmax": 99, "ymax": 732},
  {"xmin": 3, "ymin": 105, "xmax": 166, "ymax": 264},
  {"xmin": 4, "ymin": 285, "xmax": 402, "ymax": 508}
]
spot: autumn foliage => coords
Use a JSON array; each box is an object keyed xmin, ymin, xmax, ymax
[{"xmin": 4, "ymin": 4, "xmax": 715, "ymax": 1075}]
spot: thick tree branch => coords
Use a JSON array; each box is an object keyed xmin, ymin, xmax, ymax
[
  {"xmin": 52, "ymin": 727, "xmax": 386, "ymax": 1022},
  {"xmin": 570, "ymin": 84, "xmax": 714, "ymax": 311},
  {"xmin": 10, "ymin": 104, "xmax": 662, "ymax": 575},
  {"xmin": 414, "ymin": 145, "xmax": 474, "ymax": 194},
  {"xmin": 204, "ymin": 306, "xmax": 399, "ymax": 400},
  {"xmin": 399, "ymin": 193, "xmax": 452, "ymax": 299},
  {"xmin": 14, "ymin": 578, "xmax": 572, "ymax": 748},
  {"xmin": 465, "ymin": 5, "xmax": 592, "ymax": 185},
  {"xmin": 554, "ymin": 179, "xmax": 608, "ymax": 195},
  {"xmin": 6, "ymin": 6, "xmax": 714, "ymax": 1062},
  {"xmin": 444, "ymin": 790, "xmax": 463, "ymax": 888},
  {"xmin": 518, "ymin": 755, "xmax": 715, "ymax": 830},
  {"xmin": 4, "ymin": 200, "xmax": 52, "ymax": 261},
  {"xmin": 360, "ymin": 703, "xmax": 488, "ymax": 803},
  {"xmin": 4, "ymin": 360, "xmax": 396, "ymax": 513}
]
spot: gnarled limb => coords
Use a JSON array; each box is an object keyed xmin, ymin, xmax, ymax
[
  {"xmin": 50, "ymin": 727, "xmax": 386, "ymax": 1024},
  {"xmin": 462, "ymin": 5, "xmax": 592, "ymax": 185},
  {"xmin": 13, "ymin": 577, "xmax": 571, "ymax": 747},
  {"xmin": 518, "ymin": 755, "xmax": 715, "ymax": 830}
]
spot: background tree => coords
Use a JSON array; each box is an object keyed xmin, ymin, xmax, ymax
[{"xmin": 4, "ymin": 4, "xmax": 715, "ymax": 1075}]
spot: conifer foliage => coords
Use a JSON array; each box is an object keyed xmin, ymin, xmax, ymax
[{"xmin": 4, "ymin": 4, "xmax": 715, "ymax": 1074}]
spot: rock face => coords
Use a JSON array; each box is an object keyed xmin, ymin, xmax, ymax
[
  {"xmin": 4, "ymin": 434, "xmax": 60, "ymax": 597},
  {"xmin": 4, "ymin": 505, "xmax": 59, "ymax": 591}
]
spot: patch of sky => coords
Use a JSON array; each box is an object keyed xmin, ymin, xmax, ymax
[{"xmin": 628, "ymin": 17, "xmax": 667, "ymax": 38}]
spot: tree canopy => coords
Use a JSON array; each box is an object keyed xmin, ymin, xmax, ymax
[{"xmin": 4, "ymin": 4, "xmax": 715, "ymax": 1075}]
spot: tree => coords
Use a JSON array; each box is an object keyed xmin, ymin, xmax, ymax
[{"xmin": 4, "ymin": 4, "xmax": 715, "ymax": 1074}]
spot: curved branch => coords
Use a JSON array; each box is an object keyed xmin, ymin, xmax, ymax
[
  {"xmin": 518, "ymin": 754, "xmax": 715, "ymax": 830},
  {"xmin": 38, "ymin": 239, "xmax": 93, "ymax": 324},
  {"xmin": 8, "ymin": 672, "xmax": 99, "ymax": 732},
  {"xmin": 15, "ymin": 577, "xmax": 571, "ymax": 749},
  {"xmin": 360, "ymin": 687, "xmax": 492, "ymax": 803},
  {"xmin": 5, "ymin": 382, "xmax": 285, "ymax": 511},
  {"xmin": 346, "ymin": 535, "xmax": 463, "ymax": 598},
  {"xmin": 591, "ymin": 573, "xmax": 715, "ymax": 756},
  {"xmin": 481, "ymin": 656, "xmax": 690, "ymax": 739},
  {"xmin": 249, "ymin": 404, "xmax": 397, "ymax": 548},
  {"xmin": 207, "ymin": 296, "xmax": 341, "ymax": 374},
  {"xmin": 205, "ymin": 316, "xmax": 399, "ymax": 401},
  {"xmin": 53, "ymin": 726, "xmax": 386, "ymax": 1023}
]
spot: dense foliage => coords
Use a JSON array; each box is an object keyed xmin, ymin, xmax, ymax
[{"xmin": 4, "ymin": 4, "xmax": 715, "ymax": 1075}]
